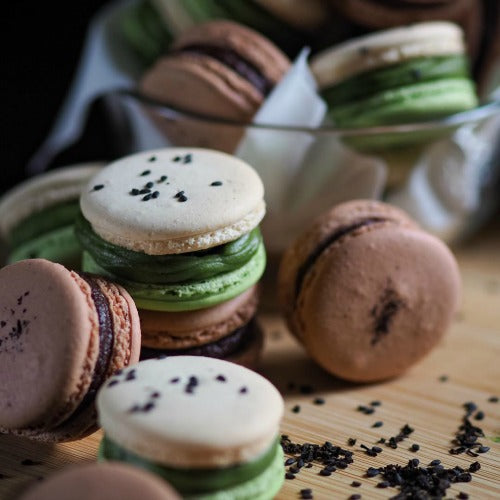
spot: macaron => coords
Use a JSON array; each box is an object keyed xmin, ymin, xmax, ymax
[
  {"xmin": 0, "ymin": 259, "xmax": 141, "ymax": 441},
  {"xmin": 310, "ymin": 21, "xmax": 479, "ymax": 129},
  {"xmin": 278, "ymin": 200, "xmax": 461, "ymax": 382},
  {"xmin": 18, "ymin": 463, "xmax": 181, "ymax": 500},
  {"xmin": 0, "ymin": 162, "xmax": 104, "ymax": 268},
  {"xmin": 76, "ymin": 148, "xmax": 267, "ymax": 366},
  {"xmin": 97, "ymin": 356, "xmax": 285, "ymax": 499},
  {"xmin": 139, "ymin": 20, "xmax": 290, "ymax": 152}
]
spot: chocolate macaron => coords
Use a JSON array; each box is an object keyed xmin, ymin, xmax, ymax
[
  {"xmin": 0, "ymin": 259, "xmax": 141, "ymax": 441},
  {"xmin": 76, "ymin": 148, "xmax": 267, "ymax": 368},
  {"xmin": 18, "ymin": 463, "xmax": 181, "ymax": 500},
  {"xmin": 278, "ymin": 200, "xmax": 461, "ymax": 382},
  {"xmin": 97, "ymin": 356, "xmax": 285, "ymax": 499},
  {"xmin": 139, "ymin": 20, "xmax": 290, "ymax": 152}
]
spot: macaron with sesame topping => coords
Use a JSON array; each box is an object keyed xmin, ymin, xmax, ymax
[
  {"xmin": 0, "ymin": 259, "xmax": 141, "ymax": 441},
  {"xmin": 76, "ymin": 147, "xmax": 267, "ymax": 366},
  {"xmin": 97, "ymin": 356, "xmax": 285, "ymax": 499}
]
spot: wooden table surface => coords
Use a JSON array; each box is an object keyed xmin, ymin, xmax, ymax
[{"xmin": 1, "ymin": 220, "xmax": 499, "ymax": 499}]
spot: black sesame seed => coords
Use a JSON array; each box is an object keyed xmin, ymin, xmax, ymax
[
  {"xmin": 477, "ymin": 446, "xmax": 490, "ymax": 453},
  {"xmin": 351, "ymin": 481, "xmax": 362, "ymax": 487},
  {"xmin": 151, "ymin": 392, "xmax": 160, "ymax": 398},
  {"xmin": 372, "ymin": 446, "xmax": 383, "ymax": 454},
  {"xmin": 143, "ymin": 402, "xmax": 155, "ymax": 412},
  {"xmin": 173, "ymin": 156, "xmax": 181, "ymax": 162},
  {"xmin": 469, "ymin": 461, "xmax": 481, "ymax": 472},
  {"xmin": 215, "ymin": 375, "xmax": 226, "ymax": 382},
  {"xmin": 349, "ymin": 495, "xmax": 361, "ymax": 500},
  {"xmin": 377, "ymin": 481, "xmax": 389, "ymax": 488},
  {"xmin": 170, "ymin": 377, "xmax": 180, "ymax": 384},
  {"xmin": 140, "ymin": 170, "xmax": 151, "ymax": 176},
  {"xmin": 410, "ymin": 458, "xmax": 419, "ymax": 467},
  {"xmin": 319, "ymin": 469, "xmax": 331, "ymax": 476},
  {"xmin": 313, "ymin": 397, "xmax": 325, "ymax": 405},
  {"xmin": 366, "ymin": 467, "xmax": 380, "ymax": 478},
  {"xmin": 464, "ymin": 402, "xmax": 477, "ymax": 414},
  {"xmin": 410, "ymin": 444, "xmax": 420, "ymax": 452},
  {"xmin": 239, "ymin": 386, "xmax": 248, "ymax": 394},
  {"xmin": 92, "ymin": 184, "xmax": 104, "ymax": 191},
  {"xmin": 299, "ymin": 385, "xmax": 314, "ymax": 394},
  {"xmin": 151, "ymin": 191, "xmax": 160, "ymax": 199},
  {"xmin": 488, "ymin": 396, "xmax": 498, "ymax": 403},
  {"xmin": 130, "ymin": 189, "xmax": 140, "ymax": 196},
  {"xmin": 292, "ymin": 405, "xmax": 301, "ymax": 413},
  {"xmin": 474, "ymin": 411, "xmax": 485, "ymax": 420},
  {"xmin": 372, "ymin": 421, "xmax": 383, "ymax": 428},
  {"xmin": 142, "ymin": 194, "xmax": 152, "ymax": 201},
  {"xmin": 183, "ymin": 154, "xmax": 192, "ymax": 164},
  {"xmin": 21, "ymin": 459, "xmax": 42, "ymax": 466},
  {"xmin": 285, "ymin": 472, "xmax": 295, "ymax": 480},
  {"xmin": 457, "ymin": 492, "xmax": 469, "ymax": 499},
  {"xmin": 430, "ymin": 459, "xmax": 441, "ymax": 466},
  {"xmin": 148, "ymin": 156, "xmax": 156, "ymax": 162},
  {"xmin": 210, "ymin": 181, "xmax": 223, "ymax": 186},
  {"xmin": 439, "ymin": 374, "xmax": 449, "ymax": 382},
  {"xmin": 139, "ymin": 188, "xmax": 151, "ymax": 194},
  {"xmin": 285, "ymin": 458, "xmax": 296, "ymax": 466},
  {"xmin": 107, "ymin": 380, "xmax": 120, "ymax": 387},
  {"xmin": 370, "ymin": 400, "xmax": 381, "ymax": 406},
  {"xmin": 145, "ymin": 182, "xmax": 154, "ymax": 188},
  {"xmin": 178, "ymin": 194, "xmax": 188, "ymax": 202},
  {"xmin": 348, "ymin": 438, "xmax": 357, "ymax": 446},
  {"xmin": 159, "ymin": 175, "xmax": 167, "ymax": 182}
]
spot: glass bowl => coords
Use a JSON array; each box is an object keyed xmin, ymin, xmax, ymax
[{"xmin": 104, "ymin": 89, "xmax": 500, "ymax": 254}]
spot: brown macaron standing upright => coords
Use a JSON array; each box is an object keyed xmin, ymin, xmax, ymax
[
  {"xmin": 278, "ymin": 200, "xmax": 461, "ymax": 382},
  {"xmin": 0, "ymin": 259, "xmax": 141, "ymax": 441},
  {"xmin": 139, "ymin": 20, "xmax": 290, "ymax": 152}
]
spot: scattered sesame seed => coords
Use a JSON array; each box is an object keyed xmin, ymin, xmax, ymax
[
  {"xmin": 158, "ymin": 175, "xmax": 167, "ymax": 182},
  {"xmin": 183, "ymin": 154, "xmax": 192, "ymax": 164},
  {"xmin": 477, "ymin": 446, "xmax": 490, "ymax": 453},
  {"xmin": 285, "ymin": 458, "xmax": 296, "ymax": 466},
  {"xmin": 292, "ymin": 405, "xmax": 301, "ymax": 414},
  {"xmin": 178, "ymin": 194, "xmax": 188, "ymax": 202},
  {"xmin": 148, "ymin": 156, "xmax": 156, "ymax": 162},
  {"xmin": 377, "ymin": 481, "xmax": 389, "ymax": 488},
  {"xmin": 142, "ymin": 194, "xmax": 152, "ymax": 201},
  {"xmin": 92, "ymin": 184, "xmax": 104, "ymax": 191},
  {"xmin": 469, "ymin": 462, "xmax": 480, "ymax": 472},
  {"xmin": 474, "ymin": 411, "xmax": 485, "ymax": 420},
  {"xmin": 151, "ymin": 191, "xmax": 160, "ymax": 199},
  {"xmin": 348, "ymin": 438, "xmax": 357, "ymax": 446},
  {"xmin": 410, "ymin": 444, "xmax": 420, "ymax": 452},
  {"xmin": 239, "ymin": 386, "xmax": 248, "ymax": 394},
  {"xmin": 130, "ymin": 189, "xmax": 140, "ymax": 196},
  {"xmin": 170, "ymin": 377, "xmax": 180, "ymax": 384},
  {"xmin": 313, "ymin": 397, "xmax": 325, "ymax": 405},
  {"xmin": 370, "ymin": 400, "xmax": 381, "ymax": 407},
  {"xmin": 140, "ymin": 170, "xmax": 151, "ymax": 176},
  {"xmin": 439, "ymin": 375, "xmax": 449, "ymax": 382},
  {"xmin": 215, "ymin": 375, "xmax": 226, "ymax": 382},
  {"xmin": 175, "ymin": 191, "xmax": 184, "ymax": 198},
  {"xmin": 210, "ymin": 181, "xmax": 223, "ymax": 186},
  {"xmin": 430, "ymin": 459, "xmax": 441, "ymax": 466},
  {"xmin": 349, "ymin": 495, "xmax": 361, "ymax": 500},
  {"xmin": 299, "ymin": 385, "xmax": 314, "ymax": 395},
  {"xmin": 139, "ymin": 188, "xmax": 151, "ymax": 194},
  {"xmin": 488, "ymin": 396, "xmax": 498, "ymax": 403},
  {"xmin": 107, "ymin": 380, "xmax": 120, "ymax": 387},
  {"xmin": 151, "ymin": 392, "xmax": 160, "ymax": 398},
  {"xmin": 366, "ymin": 467, "xmax": 380, "ymax": 478},
  {"xmin": 458, "ymin": 492, "xmax": 469, "ymax": 499},
  {"xmin": 145, "ymin": 182, "xmax": 154, "ymax": 188},
  {"xmin": 319, "ymin": 469, "xmax": 331, "ymax": 476},
  {"xmin": 173, "ymin": 156, "xmax": 181, "ymax": 162},
  {"xmin": 372, "ymin": 421, "xmax": 383, "ymax": 428},
  {"xmin": 351, "ymin": 481, "xmax": 362, "ymax": 488},
  {"xmin": 285, "ymin": 472, "xmax": 295, "ymax": 480}
]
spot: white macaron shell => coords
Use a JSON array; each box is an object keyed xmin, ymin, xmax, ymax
[
  {"xmin": 97, "ymin": 356, "xmax": 284, "ymax": 467},
  {"xmin": 80, "ymin": 148, "xmax": 265, "ymax": 254}
]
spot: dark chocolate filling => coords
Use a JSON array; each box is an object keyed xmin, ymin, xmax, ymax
[
  {"xmin": 178, "ymin": 44, "xmax": 273, "ymax": 96},
  {"xmin": 62, "ymin": 273, "xmax": 115, "ymax": 423},
  {"xmin": 140, "ymin": 319, "xmax": 258, "ymax": 361},
  {"xmin": 294, "ymin": 218, "xmax": 387, "ymax": 301}
]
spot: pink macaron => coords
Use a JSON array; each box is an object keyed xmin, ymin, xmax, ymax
[{"xmin": 0, "ymin": 259, "xmax": 141, "ymax": 441}]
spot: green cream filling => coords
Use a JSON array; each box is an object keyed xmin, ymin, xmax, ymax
[
  {"xmin": 99, "ymin": 436, "xmax": 282, "ymax": 496},
  {"xmin": 328, "ymin": 78, "xmax": 478, "ymax": 128},
  {"xmin": 321, "ymin": 55, "xmax": 471, "ymax": 108},
  {"xmin": 8, "ymin": 224, "xmax": 83, "ymax": 269},
  {"xmin": 9, "ymin": 200, "xmax": 80, "ymax": 249},
  {"xmin": 82, "ymin": 240, "xmax": 265, "ymax": 311},
  {"xmin": 75, "ymin": 214, "xmax": 263, "ymax": 285}
]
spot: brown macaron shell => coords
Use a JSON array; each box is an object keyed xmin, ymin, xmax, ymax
[
  {"xmin": 140, "ymin": 285, "xmax": 259, "ymax": 349},
  {"xmin": 18, "ymin": 462, "xmax": 181, "ymax": 500},
  {"xmin": 0, "ymin": 260, "xmax": 141, "ymax": 441},
  {"xmin": 279, "ymin": 201, "xmax": 461, "ymax": 382}
]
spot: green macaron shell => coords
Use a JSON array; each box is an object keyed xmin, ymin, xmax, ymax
[
  {"xmin": 99, "ymin": 435, "xmax": 282, "ymax": 496},
  {"xmin": 75, "ymin": 214, "xmax": 262, "ymax": 285},
  {"xmin": 9, "ymin": 200, "xmax": 81, "ymax": 249},
  {"xmin": 82, "ymin": 241, "xmax": 266, "ymax": 311},
  {"xmin": 329, "ymin": 78, "xmax": 478, "ymax": 128},
  {"xmin": 321, "ymin": 55, "xmax": 471, "ymax": 109},
  {"xmin": 120, "ymin": 0, "xmax": 173, "ymax": 67},
  {"xmin": 8, "ymin": 225, "xmax": 83, "ymax": 269}
]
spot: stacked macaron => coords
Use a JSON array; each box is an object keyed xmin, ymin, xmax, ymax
[
  {"xmin": 139, "ymin": 19, "xmax": 290, "ymax": 152},
  {"xmin": 0, "ymin": 259, "xmax": 141, "ymax": 441},
  {"xmin": 0, "ymin": 163, "xmax": 104, "ymax": 267},
  {"xmin": 76, "ymin": 148, "xmax": 267, "ymax": 367},
  {"xmin": 310, "ymin": 21, "xmax": 479, "ymax": 129},
  {"xmin": 97, "ymin": 356, "xmax": 285, "ymax": 499}
]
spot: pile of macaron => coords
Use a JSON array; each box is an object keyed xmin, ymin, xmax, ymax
[{"xmin": 120, "ymin": 0, "xmax": 498, "ymax": 145}]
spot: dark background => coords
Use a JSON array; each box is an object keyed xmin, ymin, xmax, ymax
[{"xmin": 2, "ymin": 1, "xmax": 112, "ymax": 195}]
